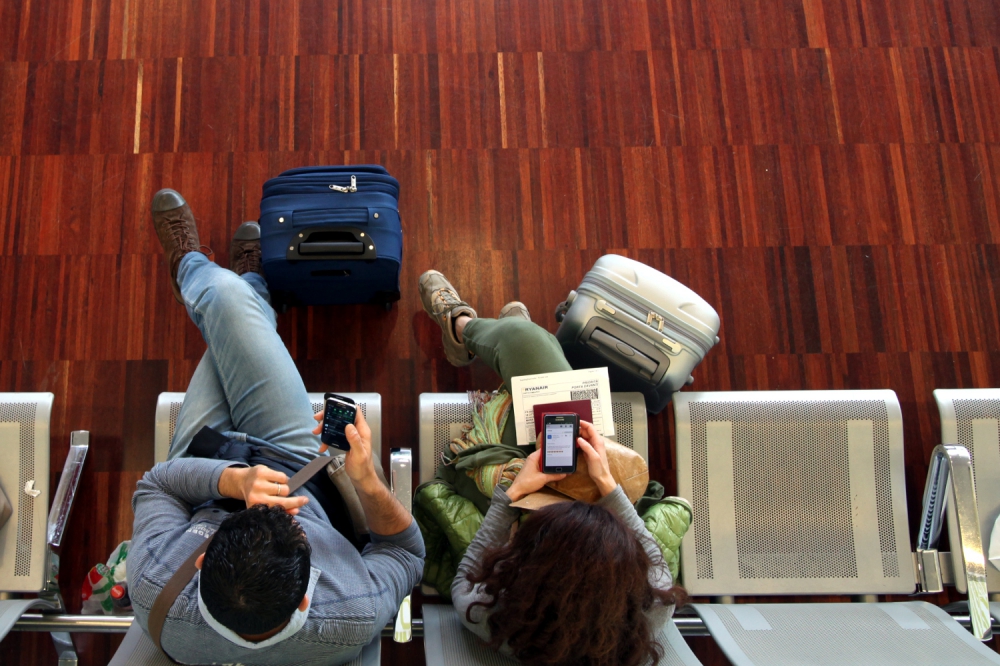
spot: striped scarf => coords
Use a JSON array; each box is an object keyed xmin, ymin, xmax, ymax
[{"xmin": 448, "ymin": 390, "xmax": 525, "ymax": 496}]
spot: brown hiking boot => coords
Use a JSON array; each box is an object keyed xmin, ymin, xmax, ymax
[
  {"xmin": 418, "ymin": 270, "xmax": 477, "ymax": 367},
  {"xmin": 151, "ymin": 189, "xmax": 208, "ymax": 303},
  {"xmin": 498, "ymin": 301, "xmax": 531, "ymax": 322},
  {"xmin": 230, "ymin": 222, "xmax": 262, "ymax": 277}
]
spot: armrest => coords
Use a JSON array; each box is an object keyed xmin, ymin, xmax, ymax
[
  {"xmin": 390, "ymin": 448, "xmax": 413, "ymax": 643},
  {"xmin": 47, "ymin": 431, "xmax": 89, "ymax": 548},
  {"xmin": 917, "ymin": 444, "xmax": 992, "ymax": 641}
]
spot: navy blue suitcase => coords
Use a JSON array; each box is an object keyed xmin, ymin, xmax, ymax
[{"xmin": 259, "ymin": 165, "xmax": 402, "ymax": 309}]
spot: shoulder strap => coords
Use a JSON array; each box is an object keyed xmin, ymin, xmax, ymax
[{"xmin": 148, "ymin": 454, "xmax": 333, "ymax": 660}]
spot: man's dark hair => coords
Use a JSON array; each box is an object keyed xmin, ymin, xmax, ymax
[{"xmin": 201, "ymin": 504, "xmax": 312, "ymax": 636}]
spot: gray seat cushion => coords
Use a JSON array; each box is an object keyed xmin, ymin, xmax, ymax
[
  {"xmin": 0, "ymin": 599, "xmax": 56, "ymax": 644},
  {"xmin": 422, "ymin": 604, "xmax": 701, "ymax": 665},
  {"xmin": 692, "ymin": 601, "xmax": 1000, "ymax": 666}
]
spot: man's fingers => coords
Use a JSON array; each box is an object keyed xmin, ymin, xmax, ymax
[
  {"xmin": 249, "ymin": 493, "xmax": 308, "ymax": 510},
  {"xmin": 314, "ymin": 410, "xmax": 324, "ymax": 421},
  {"xmin": 258, "ymin": 467, "xmax": 289, "ymax": 484},
  {"xmin": 345, "ymin": 423, "xmax": 362, "ymax": 450},
  {"xmin": 271, "ymin": 495, "xmax": 309, "ymax": 513},
  {"xmin": 354, "ymin": 409, "xmax": 372, "ymax": 439}
]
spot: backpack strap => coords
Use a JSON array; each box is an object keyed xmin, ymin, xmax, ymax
[{"xmin": 148, "ymin": 454, "xmax": 334, "ymax": 660}]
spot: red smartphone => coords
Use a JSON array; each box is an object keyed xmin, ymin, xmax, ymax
[{"xmin": 541, "ymin": 413, "xmax": 580, "ymax": 474}]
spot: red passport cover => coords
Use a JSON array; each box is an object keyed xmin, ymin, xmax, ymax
[{"xmin": 532, "ymin": 400, "xmax": 593, "ymax": 437}]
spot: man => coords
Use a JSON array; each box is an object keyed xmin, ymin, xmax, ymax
[{"xmin": 127, "ymin": 189, "xmax": 423, "ymax": 665}]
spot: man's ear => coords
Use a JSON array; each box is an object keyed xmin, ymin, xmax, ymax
[
  {"xmin": 298, "ymin": 594, "xmax": 309, "ymax": 612},
  {"xmin": 195, "ymin": 553, "xmax": 205, "ymax": 570}
]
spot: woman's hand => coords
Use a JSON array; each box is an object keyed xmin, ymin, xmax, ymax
[
  {"xmin": 218, "ymin": 465, "xmax": 310, "ymax": 515},
  {"xmin": 506, "ymin": 450, "xmax": 568, "ymax": 502},
  {"xmin": 576, "ymin": 420, "xmax": 617, "ymax": 497}
]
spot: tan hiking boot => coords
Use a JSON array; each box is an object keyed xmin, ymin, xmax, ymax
[
  {"xmin": 498, "ymin": 301, "xmax": 531, "ymax": 322},
  {"xmin": 230, "ymin": 222, "xmax": 263, "ymax": 277},
  {"xmin": 151, "ymin": 189, "xmax": 209, "ymax": 303},
  {"xmin": 418, "ymin": 270, "xmax": 477, "ymax": 366}
]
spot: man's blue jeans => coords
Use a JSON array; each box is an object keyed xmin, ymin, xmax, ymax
[{"xmin": 168, "ymin": 252, "xmax": 319, "ymax": 460}]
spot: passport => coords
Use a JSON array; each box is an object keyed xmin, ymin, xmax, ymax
[{"xmin": 532, "ymin": 400, "xmax": 593, "ymax": 438}]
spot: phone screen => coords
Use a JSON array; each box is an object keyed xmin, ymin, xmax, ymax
[
  {"xmin": 544, "ymin": 422, "xmax": 576, "ymax": 468},
  {"xmin": 322, "ymin": 398, "xmax": 357, "ymax": 450}
]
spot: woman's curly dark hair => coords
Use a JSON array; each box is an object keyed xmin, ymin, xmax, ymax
[{"xmin": 464, "ymin": 500, "xmax": 687, "ymax": 666}]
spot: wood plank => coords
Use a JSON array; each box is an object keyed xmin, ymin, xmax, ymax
[{"xmin": 2, "ymin": 0, "xmax": 1000, "ymax": 663}]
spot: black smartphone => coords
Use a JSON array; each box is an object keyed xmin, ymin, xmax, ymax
[
  {"xmin": 541, "ymin": 413, "xmax": 579, "ymax": 474},
  {"xmin": 321, "ymin": 393, "xmax": 357, "ymax": 452}
]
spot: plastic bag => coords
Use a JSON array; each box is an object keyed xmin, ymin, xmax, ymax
[{"xmin": 81, "ymin": 541, "xmax": 130, "ymax": 614}]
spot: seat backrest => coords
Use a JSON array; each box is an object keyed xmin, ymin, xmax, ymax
[
  {"xmin": 154, "ymin": 393, "xmax": 383, "ymax": 464},
  {"xmin": 674, "ymin": 390, "xmax": 914, "ymax": 596},
  {"xmin": 933, "ymin": 388, "xmax": 1000, "ymax": 594},
  {"xmin": 0, "ymin": 393, "xmax": 53, "ymax": 593},
  {"xmin": 418, "ymin": 392, "xmax": 648, "ymax": 484}
]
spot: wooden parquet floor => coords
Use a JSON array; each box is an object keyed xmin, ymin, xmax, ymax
[{"xmin": 2, "ymin": 1, "xmax": 1000, "ymax": 663}]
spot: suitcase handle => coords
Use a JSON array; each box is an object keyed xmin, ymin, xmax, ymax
[
  {"xmin": 285, "ymin": 227, "xmax": 377, "ymax": 262},
  {"xmin": 299, "ymin": 241, "xmax": 365, "ymax": 256},
  {"xmin": 589, "ymin": 329, "xmax": 659, "ymax": 379}
]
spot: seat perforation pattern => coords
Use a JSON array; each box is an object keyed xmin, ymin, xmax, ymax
[
  {"xmin": 168, "ymin": 402, "xmax": 181, "ymax": 444},
  {"xmin": 310, "ymin": 400, "xmax": 367, "ymax": 419},
  {"xmin": 432, "ymin": 403, "xmax": 474, "ymax": 476},
  {"xmin": 953, "ymin": 398, "xmax": 1000, "ymax": 510},
  {"xmin": 708, "ymin": 603, "xmax": 1000, "ymax": 666},
  {"xmin": 0, "ymin": 402, "xmax": 37, "ymax": 578},
  {"xmin": 610, "ymin": 400, "xmax": 634, "ymax": 449},
  {"xmin": 690, "ymin": 400, "xmax": 897, "ymax": 581},
  {"xmin": 166, "ymin": 400, "xmax": 367, "ymax": 442}
]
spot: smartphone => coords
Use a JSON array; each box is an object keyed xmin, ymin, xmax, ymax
[
  {"xmin": 541, "ymin": 413, "xmax": 579, "ymax": 474},
  {"xmin": 321, "ymin": 393, "xmax": 357, "ymax": 452}
]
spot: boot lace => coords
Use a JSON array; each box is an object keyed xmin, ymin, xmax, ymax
[
  {"xmin": 431, "ymin": 288, "xmax": 464, "ymax": 315},
  {"xmin": 233, "ymin": 245, "xmax": 261, "ymax": 275}
]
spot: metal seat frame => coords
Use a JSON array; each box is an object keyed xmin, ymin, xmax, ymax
[{"xmin": 673, "ymin": 389, "xmax": 996, "ymax": 666}]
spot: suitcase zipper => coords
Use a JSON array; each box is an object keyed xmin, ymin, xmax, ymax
[
  {"xmin": 579, "ymin": 276, "xmax": 713, "ymax": 354},
  {"xmin": 264, "ymin": 175, "xmax": 399, "ymax": 198},
  {"xmin": 329, "ymin": 175, "xmax": 358, "ymax": 193}
]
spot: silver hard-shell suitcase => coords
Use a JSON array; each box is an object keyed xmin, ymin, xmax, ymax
[{"xmin": 554, "ymin": 255, "xmax": 721, "ymax": 414}]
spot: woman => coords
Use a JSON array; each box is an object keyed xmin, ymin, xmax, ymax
[
  {"xmin": 419, "ymin": 268, "xmax": 688, "ymax": 665},
  {"xmin": 452, "ymin": 421, "xmax": 687, "ymax": 666}
]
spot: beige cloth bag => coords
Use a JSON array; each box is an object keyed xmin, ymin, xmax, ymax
[{"xmin": 509, "ymin": 441, "xmax": 649, "ymax": 510}]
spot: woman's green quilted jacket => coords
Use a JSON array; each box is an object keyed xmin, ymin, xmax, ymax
[{"xmin": 414, "ymin": 482, "xmax": 692, "ymax": 599}]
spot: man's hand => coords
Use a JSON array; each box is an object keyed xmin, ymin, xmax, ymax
[
  {"xmin": 218, "ymin": 465, "xmax": 310, "ymax": 515},
  {"xmin": 312, "ymin": 409, "xmax": 329, "ymax": 453},
  {"xmin": 341, "ymin": 409, "xmax": 379, "ymax": 489},
  {"xmin": 576, "ymin": 420, "xmax": 617, "ymax": 497},
  {"xmin": 312, "ymin": 407, "xmax": 378, "ymax": 486},
  {"xmin": 507, "ymin": 450, "xmax": 568, "ymax": 502}
]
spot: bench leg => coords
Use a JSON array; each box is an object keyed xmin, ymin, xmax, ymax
[{"xmin": 51, "ymin": 631, "xmax": 77, "ymax": 666}]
